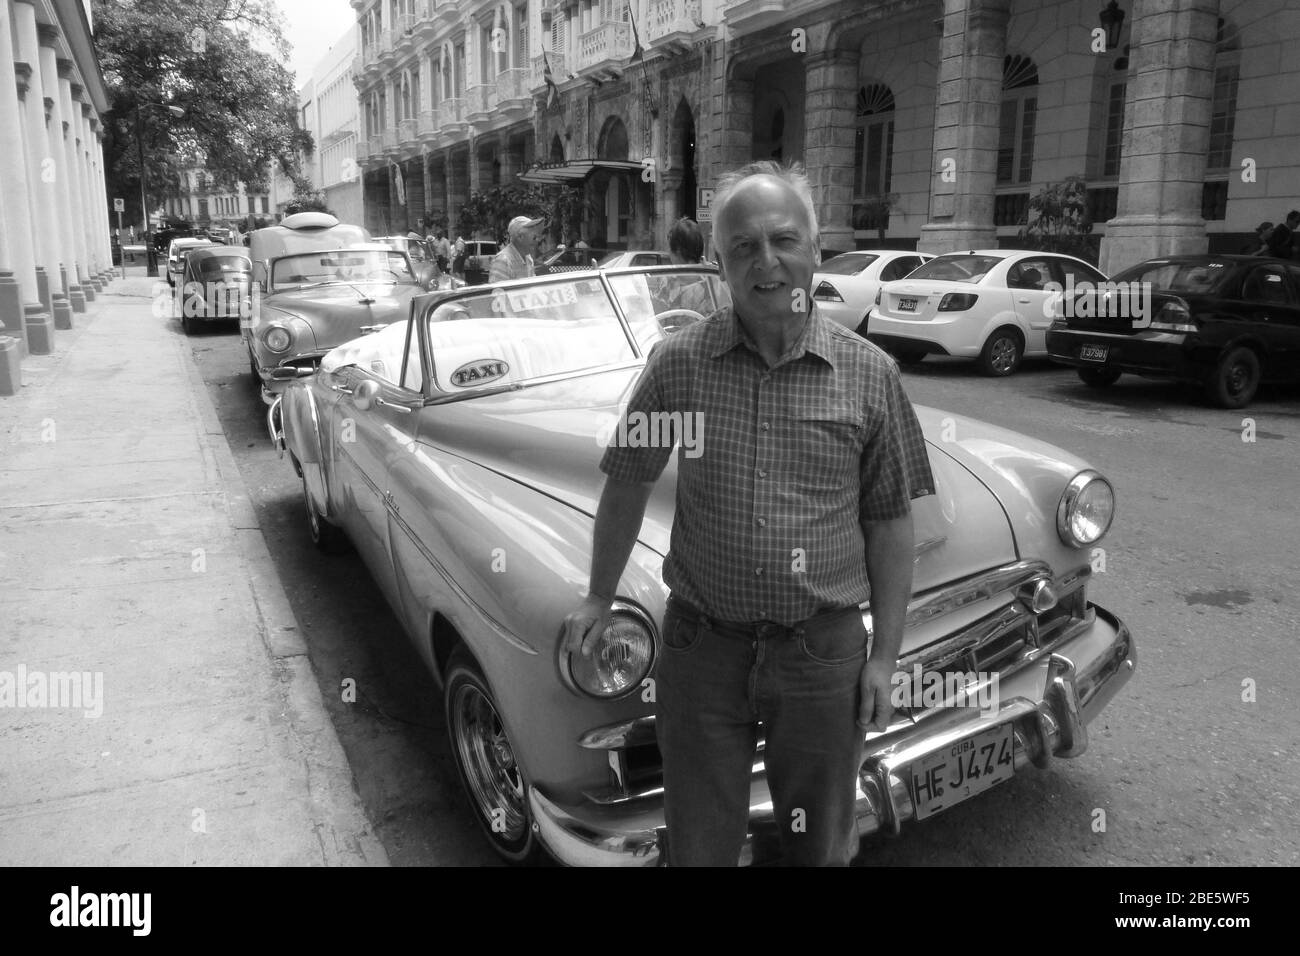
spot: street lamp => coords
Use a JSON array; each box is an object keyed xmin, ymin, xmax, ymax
[
  {"xmin": 1099, "ymin": 1, "xmax": 1126, "ymax": 50},
  {"xmin": 135, "ymin": 103, "xmax": 185, "ymax": 276}
]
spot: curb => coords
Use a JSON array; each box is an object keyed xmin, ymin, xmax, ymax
[{"xmin": 169, "ymin": 302, "xmax": 390, "ymax": 867}]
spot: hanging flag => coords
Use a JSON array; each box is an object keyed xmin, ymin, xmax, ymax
[
  {"xmin": 626, "ymin": 0, "xmax": 644, "ymax": 60},
  {"xmin": 542, "ymin": 49, "xmax": 559, "ymax": 109},
  {"xmin": 391, "ymin": 161, "xmax": 406, "ymax": 207}
]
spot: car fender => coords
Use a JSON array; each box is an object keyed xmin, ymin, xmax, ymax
[
  {"xmin": 282, "ymin": 381, "xmax": 332, "ymax": 517},
  {"xmin": 976, "ymin": 296, "xmax": 1031, "ymax": 350}
]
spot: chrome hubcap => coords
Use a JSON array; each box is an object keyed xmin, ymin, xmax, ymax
[
  {"xmin": 991, "ymin": 338, "xmax": 1017, "ymax": 372},
  {"xmin": 453, "ymin": 683, "xmax": 528, "ymax": 842}
]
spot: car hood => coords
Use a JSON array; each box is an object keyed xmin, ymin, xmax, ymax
[
  {"xmin": 423, "ymin": 369, "xmax": 1022, "ymax": 593},
  {"xmin": 263, "ymin": 283, "xmax": 421, "ymax": 346}
]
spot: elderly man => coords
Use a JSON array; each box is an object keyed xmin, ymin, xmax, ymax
[
  {"xmin": 561, "ymin": 161, "xmax": 934, "ymax": 866},
  {"xmin": 489, "ymin": 216, "xmax": 544, "ymax": 282}
]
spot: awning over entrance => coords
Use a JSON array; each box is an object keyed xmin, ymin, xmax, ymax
[{"xmin": 517, "ymin": 159, "xmax": 645, "ymax": 185}]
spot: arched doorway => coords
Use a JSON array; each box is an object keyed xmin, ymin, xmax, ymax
[
  {"xmin": 671, "ymin": 97, "xmax": 697, "ymax": 221},
  {"xmin": 593, "ymin": 116, "xmax": 632, "ymax": 249}
]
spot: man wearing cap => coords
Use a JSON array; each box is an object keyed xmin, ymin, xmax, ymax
[{"xmin": 490, "ymin": 216, "xmax": 544, "ymax": 282}]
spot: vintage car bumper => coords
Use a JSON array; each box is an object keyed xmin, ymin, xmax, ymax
[
  {"xmin": 528, "ymin": 603, "xmax": 1134, "ymax": 866},
  {"xmin": 252, "ymin": 351, "xmax": 325, "ymax": 403}
]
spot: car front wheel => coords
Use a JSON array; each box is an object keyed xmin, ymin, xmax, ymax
[
  {"xmin": 300, "ymin": 472, "xmax": 347, "ymax": 553},
  {"xmin": 445, "ymin": 647, "xmax": 544, "ymax": 864},
  {"xmin": 1078, "ymin": 367, "xmax": 1121, "ymax": 388},
  {"xmin": 978, "ymin": 327, "xmax": 1024, "ymax": 376},
  {"xmin": 1205, "ymin": 345, "xmax": 1261, "ymax": 408}
]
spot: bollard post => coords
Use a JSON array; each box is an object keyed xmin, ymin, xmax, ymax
[{"xmin": 0, "ymin": 335, "xmax": 21, "ymax": 396}]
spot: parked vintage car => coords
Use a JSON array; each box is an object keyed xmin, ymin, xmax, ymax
[
  {"xmin": 865, "ymin": 250, "xmax": 1109, "ymax": 374},
  {"xmin": 176, "ymin": 245, "xmax": 252, "ymax": 334},
  {"xmin": 244, "ymin": 212, "xmax": 437, "ymax": 402},
  {"xmin": 269, "ymin": 265, "xmax": 1135, "ymax": 866},
  {"xmin": 1046, "ymin": 254, "xmax": 1300, "ymax": 408},
  {"xmin": 166, "ymin": 237, "xmax": 216, "ymax": 287},
  {"xmin": 461, "ymin": 240, "xmax": 499, "ymax": 285}
]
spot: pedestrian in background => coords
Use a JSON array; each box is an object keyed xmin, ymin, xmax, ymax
[
  {"xmin": 666, "ymin": 217, "xmax": 723, "ymax": 317},
  {"xmin": 561, "ymin": 160, "xmax": 935, "ymax": 866},
  {"xmin": 489, "ymin": 216, "xmax": 544, "ymax": 283},
  {"xmin": 452, "ymin": 233, "xmax": 467, "ymax": 281},
  {"xmin": 1244, "ymin": 222, "xmax": 1273, "ymax": 255},
  {"xmin": 1266, "ymin": 210, "xmax": 1299, "ymax": 259}
]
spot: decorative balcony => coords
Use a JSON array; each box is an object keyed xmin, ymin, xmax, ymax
[
  {"xmin": 441, "ymin": 97, "xmax": 467, "ymax": 136},
  {"xmin": 577, "ymin": 20, "xmax": 634, "ymax": 80},
  {"xmin": 369, "ymin": 134, "xmax": 384, "ymax": 161},
  {"xmin": 465, "ymin": 83, "xmax": 496, "ymax": 124},
  {"xmin": 418, "ymin": 107, "xmax": 441, "ymax": 140},
  {"xmin": 393, "ymin": 15, "xmax": 416, "ymax": 56},
  {"xmin": 414, "ymin": 1, "xmax": 438, "ymax": 39},
  {"xmin": 647, "ymin": 0, "xmax": 704, "ymax": 53},
  {"xmin": 434, "ymin": 0, "xmax": 458, "ymax": 29},
  {"xmin": 378, "ymin": 29, "xmax": 397, "ymax": 67},
  {"xmin": 398, "ymin": 117, "xmax": 420, "ymax": 148},
  {"xmin": 362, "ymin": 43, "xmax": 381, "ymax": 72},
  {"xmin": 723, "ymin": 0, "xmax": 788, "ymax": 32},
  {"xmin": 495, "ymin": 68, "xmax": 530, "ymax": 117},
  {"xmin": 351, "ymin": 53, "xmax": 365, "ymax": 79},
  {"xmin": 382, "ymin": 127, "xmax": 399, "ymax": 155},
  {"xmin": 530, "ymin": 51, "xmax": 570, "ymax": 93}
]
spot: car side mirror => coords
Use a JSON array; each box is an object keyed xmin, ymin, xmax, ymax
[{"xmin": 353, "ymin": 379, "xmax": 381, "ymax": 410}]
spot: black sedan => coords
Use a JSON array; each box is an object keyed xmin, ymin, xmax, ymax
[{"xmin": 1046, "ymin": 254, "xmax": 1300, "ymax": 408}]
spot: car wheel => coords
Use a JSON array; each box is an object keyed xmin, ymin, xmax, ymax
[
  {"xmin": 1077, "ymin": 367, "xmax": 1121, "ymax": 388},
  {"xmin": 891, "ymin": 346, "xmax": 928, "ymax": 365},
  {"xmin": 978, "ymin": 327, "xmax": 1024, "ymax": 376},
  {"xmin": 445, "ymin": 646, "xmax": 544, "ymax": 864},
  {"xmin": 300, "ymin": 473, "xmax": 347, "ymax": 553},
  {"xmin": 1205, "ymin": 345, "xmax": 1261, "ymax": 409}
]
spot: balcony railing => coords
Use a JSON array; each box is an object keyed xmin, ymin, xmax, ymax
[
  {"xmin": 434, "ymin": 0, "xmax": 458, "ymax": 27},
  {"xmin": 418, "ymin": 108, "xmax": 441, "ymax": 137},
  {"xmin": 578, "ymin": 20, "xmax": 634, "ymax": 73},
  {"xmin": 442, "ymin": 97, "xmax": 465, "ymax": 127},
  {"xmin": 647, "ymin": 0, "xmax": 703, "ymax": 45},
  {"xmin": 382, "ymin": 127, "xmax": 398, "ymax": 152},
  {"xmin": 496, "ymin": 68, "xmax": 530, "ymax": 109},
  {"xmin": 465, "ymin": 83, "xmax": 495, "ymax": 121},
  {"xmin": 531, "ymin": 51, "xmax": 569, "ymax": 91},
  {"xmin": 398, "ymin": 117, "xmax": 419, "ymax": 145}
]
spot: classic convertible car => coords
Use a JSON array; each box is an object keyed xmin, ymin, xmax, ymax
[
  {"xmin": 269, "ymin": 265, "xmax": 1135, "ymax": 866},
  {"xmin": 244, "ymin": 212, "xmax": 437, "ymax": 402}
]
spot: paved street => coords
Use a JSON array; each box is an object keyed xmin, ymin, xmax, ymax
[{"xmin": 182, "ymin": 293, "xmax": 1299, "ymax": 867}]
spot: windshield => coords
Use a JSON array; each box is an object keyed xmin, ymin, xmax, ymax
[
  {"xmin": 905, "ymin": 254, "xmax": 1003, "ymax": 284},
  {"xmin": 1114, "ymin": 260, "xmax": 1236, "ymax": 295},
  {"xmin": 818, "ymin": 253, "xmax": 879, "ymax": 276},
  {"xmin": 272, "ymin": 249, "xmax": 414, "ymax": 289}
]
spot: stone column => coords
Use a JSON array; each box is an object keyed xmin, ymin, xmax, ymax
[
  {"xmin": 15, "ymin": 6, "xmax": 71, "ymax": 330},
  {"xmin": 88, "ymin": 116, "xmax": 112, "ymax": 282},
  {"xmin": 718, "ymin": 76, "xmax": 753, "ymax": 175},
  {"xmin": 38, "ymin": 34, "xmax": 83, "ymax": 315},
  {"xmin": 1099, "ymin": 0, "xmax": 1219, "ymax": 274},
  {"xmin": 803, "ymin": 48, "xmax": 859, "ymax": 254},
  {"xmin": 80, "ymin": 103, "xmax": 105, "ymax": 287},
  {"xmin": 919, "ymin": 0, "xmax": 1010, "ymax": 254},
  {"xmin": 0, "ymin": 3, "xmax": 48, "ymax": 355},
  {"xmin": 66, "ymin": 85, "xmax": 95, "ymax": 301}
]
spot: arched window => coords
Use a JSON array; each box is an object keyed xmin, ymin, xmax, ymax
[
  {"xmin": 1207, "ymin": 17, "xmax": 1240, "ymax": 171},
  {"xmin": 853, "ymin": 83, "xmax": 895, "ymax": 200},
  {"xmin": 998, "ymin": 54, "xmax": 1038, "ymax": 185}
]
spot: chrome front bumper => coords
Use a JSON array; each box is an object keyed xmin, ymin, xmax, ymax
[{"xmin": 528, "ymin": 604, "xmax": 1135, "ymax": 866}]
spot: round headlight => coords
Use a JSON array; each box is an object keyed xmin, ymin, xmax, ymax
[
  {"xmin": 264, "ymin": 326, "xmax": 292, "ymax": 353},
  {"xmin": 564, "ymin": 606, "xmax": 656, "ymax": 700},
  {"xmin": 1057, "ymin": 470, "xmax": 1115, "ymax": 547}
]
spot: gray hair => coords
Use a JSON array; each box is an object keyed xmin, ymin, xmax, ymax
[{"xmin": 711, "ymin": 160, "xmax": 820, "ymax": 243}]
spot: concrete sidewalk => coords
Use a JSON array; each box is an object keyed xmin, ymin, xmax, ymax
[{"xmin": 0, "ymin": 274, "xmax": 387, "ymax": 865}]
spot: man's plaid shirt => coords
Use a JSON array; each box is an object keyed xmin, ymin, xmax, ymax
[{"xmin": 600, "ymin": 305, "xmax": 935, "ymax": 625}]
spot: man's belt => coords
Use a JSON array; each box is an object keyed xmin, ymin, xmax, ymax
[{"xmin": 666, "ymin": 594, "xmax": 862, "ymax": 640}]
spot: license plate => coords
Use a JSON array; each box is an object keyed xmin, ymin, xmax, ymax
[
  {"xmin": 909, "ymin": 723, "xmax": 1015, "ymax": 820},
  {"xmin": 1079, "ymin": 343, "xmax": 1109, "ymax": 363},
  {"xmin": 898, "ymin": 297, "xmax": 918, "ymax": 312}
]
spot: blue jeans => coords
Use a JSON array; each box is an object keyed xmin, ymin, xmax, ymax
[{"xmin": 655, "ymin": 597, "xmax": 867, "ymax": 866}]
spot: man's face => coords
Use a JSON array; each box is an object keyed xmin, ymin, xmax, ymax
[
  {"xmin": 714, "ymin": 176, "xmax": 820, "ymax": 326},
  {"xmin": 514, "ymin": 226, "xmax": 540, "ymax": 256}
]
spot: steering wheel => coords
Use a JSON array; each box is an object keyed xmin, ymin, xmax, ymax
[{"xmin": 656, "ymin": 308, "xmax": 707, "ymax": 333}]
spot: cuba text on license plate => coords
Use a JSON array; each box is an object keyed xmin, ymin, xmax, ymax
[{"xmin": 910, "ymin": 722, "xmax": 1015, "ymax": 820}]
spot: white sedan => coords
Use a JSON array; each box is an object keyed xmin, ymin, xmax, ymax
[
  {"xmin": 864, "ymin": 249, "xmax": 1108, "ymax": 375},
  {"xmin": 811, "ymin": 250, "xmax": 933, "ymax": 333}
]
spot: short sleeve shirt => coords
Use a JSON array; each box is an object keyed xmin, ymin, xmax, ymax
[
  {"xmin": 489, "ymin": 244, "xmax": 534, "ymax": 282},
  {"xmin": 600, "ymin": 306, "xmax": 935, "ymax": 624}
]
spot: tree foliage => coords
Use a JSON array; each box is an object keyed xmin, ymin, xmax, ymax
[
  {"xmin": 454, "ymin": 183, "xmax": 596, "ymax": 243},
  {"xmin": 95, "ymin": 0, "xmax": 312, "ymax": 226},
  {"xmin": 1017, "ymin": 176, "xmax": 1097, "ymax": 263}
]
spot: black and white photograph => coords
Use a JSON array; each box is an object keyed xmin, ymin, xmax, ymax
[{"xmin": 0, "ymin": 0, "xmax": 1294, "ymax": 917}]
